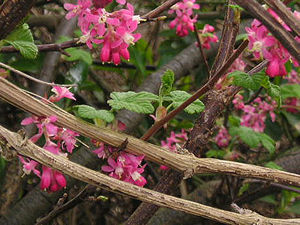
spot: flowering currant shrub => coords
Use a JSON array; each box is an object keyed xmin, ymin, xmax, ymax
[
  {"xmin": 64, "ymin": 0, "xmax": 142, "ymax": 65},
  {"xmin": 20, "ymin": 87, "xmax": 77, "ymax": 192}
]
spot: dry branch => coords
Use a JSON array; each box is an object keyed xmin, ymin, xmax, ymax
[
  {"xmin": 0, "ymin": 125, "xmax": 299, "ymax": 225},
  {"xmin": 0, "ymin": 77, "xmax": 299, "ymax": 187}
]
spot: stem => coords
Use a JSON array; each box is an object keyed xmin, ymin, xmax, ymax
[
  {"xmin": 0, "ymin": 62, "xmax": 77, "ymax": 87},
  {"xmin": 193, "ymin": 24, "xmax": 211, "ymax": 77},
  {"xmin": 0, "ymin": 39, "xmax": 84, "ymax": 54},
  {"xmin": 142, "ymin": 0, "xmax": 181, "ymax": 20}
]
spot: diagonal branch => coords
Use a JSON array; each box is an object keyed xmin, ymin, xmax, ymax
[
  {"xmin": 263, "ymin": 0, "xmax": 300, "ymax": 37},
  {"xmin": 0, "ymin": 77, "xmax": 299, "ymax": 187},
  {"xmin": 0, "ymin": 125, "xmax": 299, "ymax": 225}
]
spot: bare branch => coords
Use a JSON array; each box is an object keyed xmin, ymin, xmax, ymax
[
  {"xmin": 0, "ymin": 125, "xmax": 299, "ymax": 225},
  {"xmin": 0, "ymin": 77, "xmax": 299, "ymax": 187}
]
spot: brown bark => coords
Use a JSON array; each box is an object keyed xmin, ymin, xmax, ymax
[{"xmin": 0, "ymin": 0, "xmax": 37, "ymax": 40}]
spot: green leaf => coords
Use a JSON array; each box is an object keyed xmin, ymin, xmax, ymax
[
  {"xmin": 108, "ymin": 91, "xmax": 159, "ymax": 114},
  {"xmin": 266, "ymin": 83, "xmax": 281, "ymax": 106},
  {"xmin": 264, "ymin": 161, "xmax": 283, "ymax": 170},
  {"xmin": 238, "ymin": 183, "xmax": 250, "ymax": 196},
  {"xmin": 4, "ymin": 23, "xmax": 38, "ymax": 59},
  {"xmin": 166, "ymin": 90, "xmax": 205, "ymax": 114},
  {"xmin": 76, "ymin": 105, "xmax": 114, "ymax": 123},
  {"xmin": 258, "ymin": 133, "xmax": 276, "ymax": 154},
  {"xmin": 159, "ymin": 69, "xmax": 174, "ymax": 97},
  {"xmin": 229, "ymin": 126, "xmax": 275, "ymax": 153},
  {"xmin": 229, "ymin": 126, "xmax": 260, "ymax": 148},
  {"xmin": 206, "ymin": 149, "xmax": 226, "ymax": 158},
  {"xmin": 259, "ymin": 195, "xmax": 277, "ymax": 205},
  {"xmin": 228, "ymin": 115, "xmax": 241, "ymax": 127},
  {"xmin": 287, "ymin": 201, "xmax": 300, "ymax": 215},
  {"xmin": 228, "ymin": 71, "xmax": 266, "ymax": 91},
  {"xmin": 65, "ymin": 48, "xmax": 93, "ymax": 65},
  {"xmin": 281, "ymin": 84, "xmax": 300, "ymax": 99}
]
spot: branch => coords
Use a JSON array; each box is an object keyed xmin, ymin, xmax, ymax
[
  {"xmin": 0, "ymin": 62, "xmax": 76, "ymax": 87},
  {"xmin": 210, "ymin": 0, "xmax": 240, "ymax": 75},
  {"xmin": 234, "ymin": 0, "xmax": 300, "ymax": 62},
  {"xmin": 0, "ymin": 126, "xmax": 299, "ymax": 225},
  {"xmin": 0, "ymin": 0, "xmax": 37, "ymax": 39},
  {"xmin": 142, "ymin": 0, "xmax": 181, "ymax": 20},
  {"xmin": 0, "ymin": 39, "xmax": 84, "ymax": 54},
  {"xmin": 263, "ymin": 0, "xmax": 300, "ymax": 37},
  {"xmin": 0, "ymin": 77, "xmax": 299, "ymax": 187}
]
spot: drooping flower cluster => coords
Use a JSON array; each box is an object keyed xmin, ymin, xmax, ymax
[
  {"xmin": 160, "ymin": 129, "xmax": 188, "ymax": 170},
  {"xmin": 233, "ymin": 95, "xmax": 276, "ymax": 132},
  {"xmin": 197, "ymin": 24, "xmax": 218, "ymax": 49},
  {"xmin": 168, "ymin": 0, "xmax": 200, "ymax": 37},
  {"xmin": 20, "ymin": 87, "xmax": 78, "ymax": 192},
  {"xmin": 246, "ymin": 8, "xmax": 300, "ymax": 77},
  {"xmin": 215, "ymin": 127, "xmax": 231, "ymax": 148},
  {"xmin": 92, "ymin": 122, "xmax": 147, "ymax": 187},
  {"xmin": 64, "ymin": 0, "xmax": 141, "ymax": 65}
]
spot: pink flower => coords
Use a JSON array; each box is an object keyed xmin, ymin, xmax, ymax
[
  {"xmin": 102, "ymin": 153, "xmax": 147, "ymax": 187},
  {"xmin": 160, "ymin": 129, "xmax": 188, "ymax": 170},
  {"xmin": 238, "ymin": 97, "xmax": 276, "ymax": 132},
  {"xmin": 64, "ymin": 0, "xmax": 92, "ymax": 20},
  {"xmin": 49, "ymin": 86, "xmax": 76, "ymax": 102},
  {"xmin": 197, "ymin": 24, "xmax": 218, "ymax": 49},
  {"xmin": 168, "ymin": 0, "xmax": 200, "ymax": 37},
  {"xmin": 40, "ymin": 166, "xmax": 67, "ymax": 192},
  {"xmin": 215, "ymin": 127, "xmax": 231, "ymax": 148},
  {"xmin": 19, "ymin": 156, "xmax": 41, "ymax": 176}
]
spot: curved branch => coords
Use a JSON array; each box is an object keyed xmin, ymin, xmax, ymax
[{"xmin": 0, "ymin": 125, "xmax": 299, "ymax": 225}]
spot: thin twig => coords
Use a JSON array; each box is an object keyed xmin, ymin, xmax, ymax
[
  {"xmin": 35, "ymin": 185, "xmax": 93, "ymax": 225},
  {"xmin": 0, "ymin": 39, "xmax": 84, "ymax": 54},
  {"xmin": 142, "ymin": 0, "xmax": 181, "ymax": 19},
  {"xmin": 193, "ymin": 24, "xmax": 211, "ymax": 77},
  {"xmin": 0, "ymin": 62, "xmax": 77, "ymax": 87}
]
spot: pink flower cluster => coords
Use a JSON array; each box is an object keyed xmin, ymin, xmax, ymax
[
  {"xmin": 168, "ymin": 0, "xmax": 199, "ymax": 37},
  {"xmin": 160, "ymin": 129, "xmax": 188, "ymax": 170},
  {"xmin": 20, "ymin": 86, "xmax": 78, "ymax": 192},
  {"xmin": 197, "ymin": 24, "xmax": 218, "ymax": 49},
  {"xmin": 92, "ymin": 122, "xmax": 147, "ymax": 187},
  {"xmin": 246, "ymin": 9, "xmax": 299, "ymax": 77},
  {"xmin": 64, "ymin": 0, "xmax": 141, "ymax": 65},
  {"xmin": 215, "ymin": 127, "xmax": 231, "ymax": 148},
  {"xmin": 233, "ymin": 95, "xmax": 276, "ymax": 132}
]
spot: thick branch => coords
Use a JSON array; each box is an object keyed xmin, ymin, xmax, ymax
[
  {"xmin": 0, "ymin": 0, "xmax": 36, "ymax": 39},
  {"xmin": 0, "ymin": 77, "xmax": 299, "ymax": 187},
  {"xmin": 0, "ymin": 125, "xmax": 299, "ymax": 225}
]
